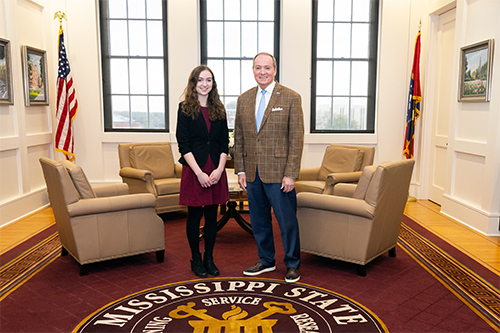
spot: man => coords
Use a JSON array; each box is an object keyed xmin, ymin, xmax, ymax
[{"xmin": 234, "ymin": 52, "xmax": 304, "ymax": 283}]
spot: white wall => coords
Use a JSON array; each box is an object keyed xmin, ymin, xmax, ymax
[
  {"xmin": 0, "ymin": 0, "xmax": 55, "ymax": 224},
  {"xmin": 437, "ymin": 0, "xmax": 500, "ymax": 235},
  {"xmin": 1, "ymin": 0, "xmax": 499, "ymax": 235}
]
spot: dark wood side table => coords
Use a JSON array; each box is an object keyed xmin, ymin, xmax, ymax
[{"xmin": 217, "ymin": 187, "xmax": 252, "ymax": 234}]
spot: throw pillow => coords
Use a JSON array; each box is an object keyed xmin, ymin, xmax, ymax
[{"xmin": 60, "ymin": 160, "xmax": 96, "ymax": 199}]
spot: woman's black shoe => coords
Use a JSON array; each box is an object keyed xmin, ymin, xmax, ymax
[
  {"xmin": 203, "ymin": 251, "xmax": 220, "ymax": 276},
  {"xmin": 191, "ymin": 253, "xmax": 208, "ymax": 278}
]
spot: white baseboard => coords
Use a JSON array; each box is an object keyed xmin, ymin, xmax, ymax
[
  {"xmin": 0, "ymin": 189, "xmax": 50, "ymax": 228},
  {"xmin": 441, "ymin": 194, "xmax": 500, "ymax": 236}
]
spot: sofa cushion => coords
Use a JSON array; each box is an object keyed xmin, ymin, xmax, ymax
[
  {"xmin": 130, "ymin": 144, "xmax": 175, "ymax": 179},
  {"xmin": 60, "ymin": 160, "xmax": 96, "ymax": 199},
  {"xmin": 154, "ymin": 178, "xmax": 181, "ymax": 196},
  {"xmin": 317, "ymin": 146, "xmax": 365, "ymax": 181}
]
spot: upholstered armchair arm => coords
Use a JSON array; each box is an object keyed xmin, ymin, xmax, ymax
[
  {"xmin": 323, "ymin": 171, "xmax": 362, "ymax": 195},
  {"xmin": 331, "ymin": 183, "xmax": 357, "ymax": 197},
  {"xmin": 297, "ymin": 192, "xmax": 374, "ymax": 219},
  {"xmin": 119, "ymin": 167, "xmax": 157, "ymax": 196},
  {"xmin": 92, "ymin": 183, "xmax": 129, "ymax": 197},
  {"xmin": 67, "ymin": 193, "xmax": 156, "ymax": 217},
  {"xmin": 175, "ymin": 163, "xmax": 182, "ymax": 178},
  {"xmin": 120, "ymin": 167, "xmax": 152, "ymax": 180},
  {"xmin": 298, "ymin": 167, "xmax": 320, "ymax": 180}
]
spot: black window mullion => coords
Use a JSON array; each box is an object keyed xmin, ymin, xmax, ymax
[
  {"xmin": 273, "ymin": 0, "xmax": 280, "ymax": 80},
  {"xmin": 239, "ymin": 0, "xmax": 243, "ymax": 95},
  {"xmin": 257, "ymin": 0, "xmax": 260, "ymax": 51},
  {"xmin": 100, "ymin": 1, "xmax": 112, "ymax": 131},
  {"xmin": 366, "ymin": 0, "xmax": 379, "ymax": 132},
  {"xmin": 348, "ymin": 0, "xmax": 354, "ymax": 130},
  {"xmin": 144, "ymin": 2, "xmax": 150, "ymax": 128},
  {"xmin": 310, "ymin": 0, "xmax": 318, "ymax": 131},
  {"xmin": 164, "ymin": 0, "xmax": 169, "ymax": 130},
  {"xmin": 222, "ymin": 0, "xmax": 226, "ymax": 99},
  {"xmin": 126, "ymin": 1, "xmax": 132, "ymax": 128},
  {"xmin": 348, "ymin": 61, "xmax": 352, "ymax": 129},
  {"xmin": 200, "ymin": 0, "xmax": 208, "ymax": 63},
  {"xmin": 127, "ymin": 58, "xmax": 132, "ymax": 128}
]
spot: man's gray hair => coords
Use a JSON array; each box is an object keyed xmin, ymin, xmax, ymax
[{"xmin": 253, "ymin": 52, "xmax": 277, "ymax": 69}]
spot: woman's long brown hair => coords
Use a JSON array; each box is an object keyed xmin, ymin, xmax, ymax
[{"xmin": 181, "ymin": 65, "xmax": 226, "ymax": 121}]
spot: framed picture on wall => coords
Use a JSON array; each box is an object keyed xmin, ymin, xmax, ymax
[
  {"xmin": 458, "ymin": 39, "xmax": 494, "ymax": 102},
  {"xmin": 22, "ymin": 45, "xmax": 49, "ymax": 106},
  {"xmin": 0, "ymin": 38, "xmax": 14, "ymax": 105}
]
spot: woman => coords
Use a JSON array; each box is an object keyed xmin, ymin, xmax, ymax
[{"xmin": 176, "ymin": 65, "xmax": 229, "ymax": 278}]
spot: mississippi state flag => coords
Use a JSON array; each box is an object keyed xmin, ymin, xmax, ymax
[
  {"xmin": 55, "ymin": 27, "xmax": 78, "ymax": 161},
  {"xmin": 403, "ymin": 32, "xmax": 421, "ymax": 159}
]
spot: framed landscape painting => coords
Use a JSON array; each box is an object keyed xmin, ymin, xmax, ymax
[
  {"xmin": 0, "ymin": 38, "xmax": 14, "ymax": 105},
  {"xmin": 458, "ymin": 39, "xmax": 494, "ymax": 102},
  {"xmin": 22, "ymin": 45, "xmax": 49, "ymax": 106}
]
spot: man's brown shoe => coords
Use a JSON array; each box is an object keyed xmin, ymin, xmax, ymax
[
  {"xmin": 243, "ymin": 262, "xmax": 276, "ymax": 276},
  {"xmin": 285, "ymin": 267, "xmax": 300, "ymax": 283}
]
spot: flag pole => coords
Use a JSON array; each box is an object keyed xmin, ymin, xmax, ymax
[{"xmin": 53, "ymin": 11, "xmax": 67, "ymax": 28}]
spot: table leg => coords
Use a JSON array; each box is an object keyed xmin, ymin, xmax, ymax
[
  {"xmin": 220, "ymin": 203, "xmax": 227, "ymax": 214},
  {"xmin": 234, "ymin": 211, "xmax": 252, "ymax": 234},
  {"xmin": 216, "ymin": 201, "xmax": 252, "ymax": 235}
]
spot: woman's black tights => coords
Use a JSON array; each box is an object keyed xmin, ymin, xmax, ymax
[{"xmin": 186, "ymin": 205, "xmax": 218, "ymax": 256}]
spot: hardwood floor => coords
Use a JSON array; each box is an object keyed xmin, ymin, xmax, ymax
[
  {"xmin": 1, "ymin": 200, "xmax": 499, "ymax": 276},
  {"xmin": 0, "ymin": 206, "xmax": 55, "ymax": 255}
]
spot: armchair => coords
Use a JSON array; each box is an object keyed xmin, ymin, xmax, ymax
[
  {"xmin": 297, "ymin": 159, "xmax": 415, "ymax": 276},
  {"xmin": 296, "ymin": 144, "xmax": 375, "ymax": 194},
  {"xmin": 118, "ymin": 142, "xmax": 184, "ymax": 214},
  {"xmin": 39, "ymin": 157, "xmax": 165, "ymax": 275}
]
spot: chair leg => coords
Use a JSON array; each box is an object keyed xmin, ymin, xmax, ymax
[
  {"xmin": 356, "ymin": 265, "xmax": 366, "ymax": 277},
  {"xmin": 79, "ymin": 264, "xmax": 89, "ymax": 276},
  {"xmin": 156, "ymin": 250, "xmax": 165, "ymax": 263},
  {"xmin": 388, "ymin": 247, "xmax": 397, "ymax": 258},
  {"xmin": 61, "ymin": 247, "xmax": 68, "ymax": 256}
]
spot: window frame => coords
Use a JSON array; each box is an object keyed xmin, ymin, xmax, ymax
[
  {"xmin": 99, "ymin": 0, "xmax": 170, "ymax": 133},
  {"xmin": 199, "ymin": 0, "xmax": 281, "ymax": 129},
  {"xmin": 310, "ymin": 0, "xmax": 379, "ymax": 133}
]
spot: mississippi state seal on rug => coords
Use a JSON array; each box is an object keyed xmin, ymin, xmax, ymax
[{"xmin": 74, "ymin": 277, "xmax": 387, "ymax": 333}]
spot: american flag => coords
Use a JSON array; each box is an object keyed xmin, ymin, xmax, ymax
[{"xmin": 55, "ymin": 27, "xmax": 78, "ymax": 161}]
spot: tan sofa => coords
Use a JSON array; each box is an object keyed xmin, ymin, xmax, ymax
[
  {"xmin": 296, "ymin": 144, "xmax": 375, "ymax": 194},
  {"xmin": 39, "ymin": 157, "xmax": 165, "ymax": 275},
  {"xmin": 297, "ymin": 159, "xmax": 415, "ymax": 276},
  {"xmin": 118, "ymin": 142, "xmax": 184, "ymax": 214}
]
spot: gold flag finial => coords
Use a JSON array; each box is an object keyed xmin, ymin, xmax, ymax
[
  {"xmin": 418, "ymin": 19, "xmax": 421, "ymax": 32},
  {"xmin": 53, "ymin": 11, "xmax": 67, "ymax": 28}
]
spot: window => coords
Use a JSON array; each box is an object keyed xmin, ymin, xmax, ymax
[
  {"xmin": 311, "ymin": 0, "xmax": 379, "ymax": 133},
  {"xmin": 200, "ymin": 0, "xmax": 281, "ymax": 129},
  {"xmin": 99, "ymin": 0, "xmax": 169, "ymax": 132}
]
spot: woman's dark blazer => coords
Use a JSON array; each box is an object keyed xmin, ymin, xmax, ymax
[{"xmin": 176, "ymin": 102, "xmax": 229, "ymax": 168}]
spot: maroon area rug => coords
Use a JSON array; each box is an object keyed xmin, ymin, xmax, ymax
[{"xmin": 0, "ymin": 211, "xmax": 498, "ymax": 332}]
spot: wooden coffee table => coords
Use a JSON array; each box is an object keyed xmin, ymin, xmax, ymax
[{"xmin": 216, "ymin": 187, "xmax": 252, "ymax": 234}]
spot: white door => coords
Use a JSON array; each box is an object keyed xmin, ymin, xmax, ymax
[{"xmin": 428, "ymin": 9, "xmax": 456, "ymax": 204}]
